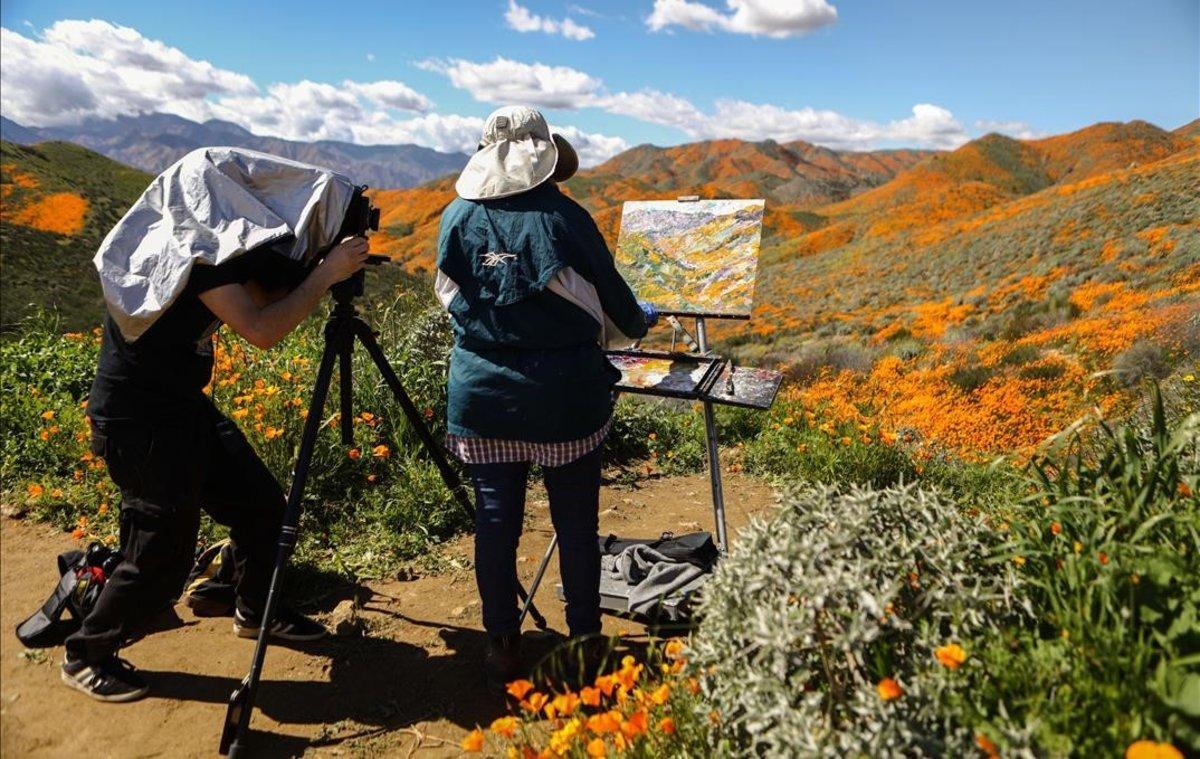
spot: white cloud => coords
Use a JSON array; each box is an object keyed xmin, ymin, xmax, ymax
[
  {"xmin": 696, "ymin": 100, "xmax": 968, "ymax": 149},
  {"xmin": 646, "ymin": 0, "xmax": 837, "ymax": 38},
  {"xmin": 424, "ymin": 56, "xmax": 969, "ymax": 150},
  {"xmin": 600, "ymin": 89, "xmax": 706, "ymax": 131},
  {"xmin": 0, "ymin": 20, "xmax": 256, "ymax": 126},
  {"xmin": 974, "ymin": 119, "xmax": 1045, "ymax": 140},
  {"xmin": 419, "ymin": 56, "xmax": 604, "ymax": 109},
  {"xmin": 505, "ymin": 1, "xmax": 595, "ymax": 40},
  {"xmin": 554, "ymin": 125, "xmax": 629, "ymax": 166},
  {"xmin": 0, "ymin": 21, "xmax": 491, "ymax": 155}
]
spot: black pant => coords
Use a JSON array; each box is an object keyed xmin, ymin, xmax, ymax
[{"xmin": 65, "ymin": 405, "xmax": 285, "ymax": 663}]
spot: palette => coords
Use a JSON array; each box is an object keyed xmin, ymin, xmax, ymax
[
  {"xmin": 704, "ymin": 365, "xmax": 784, "ymax": 410},
  {"xmin": 606, "ymin": 350, "xmax": 722, "ymax": 400}
]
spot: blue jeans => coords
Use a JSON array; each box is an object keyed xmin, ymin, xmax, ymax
[{"xmin": 468, "ymin": 447, "xmax": 602, "ymax": 638}]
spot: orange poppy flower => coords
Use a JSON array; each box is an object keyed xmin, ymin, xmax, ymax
[
  {"xmin": 586, "ymin": 737, "xmax": 607, "ymax": 757},
  {"xmin": 1125, "ymin": 740, "xmax": 1183, "ymax": 759},
  {"xmin": 976, "ymin": 733, "xmax": 1000, "ymax": 759},
  {"xmin": 490, "ymin": 716, "xmax": 520, "ymax": 738},
  {"xmin": 506, "ymin": 679, "xmax": 534, "ymax": 700},
  {"xmin": 935, "ymin": 643, "xmax": 967, "ymax": 669},
  {"xmin": 876, "ymin": 677, "xmax": 903, "ymax": 701},
  {"xmin": 460, "ymin": 728, "xmax": 484, "ymax": 752},
  {"xmin": 580, "ymin": 686, "xmax": 602, "ymax": 706}
]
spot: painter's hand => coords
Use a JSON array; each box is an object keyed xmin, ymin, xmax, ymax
[
  {"xmin": 319, "ymin": 236, "xmax": 370, "ymax": 285},
  {"xmin": 638, "ymin": 301, "xmax": 660, "ymax": 328}
]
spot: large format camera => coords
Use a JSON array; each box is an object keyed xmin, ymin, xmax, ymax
[{"xmin": 328, "ymin": 185, "xmax": 385, "ymax": 300}]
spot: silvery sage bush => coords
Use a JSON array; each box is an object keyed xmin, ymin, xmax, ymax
[{"xmin": 686, "ymin": 483, "xmax": 1028, "ymax": 757}]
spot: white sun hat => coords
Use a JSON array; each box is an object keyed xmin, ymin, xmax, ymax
[{"xmin": 454, "ymin": 105, "xmax": 577, "ymax": 201}]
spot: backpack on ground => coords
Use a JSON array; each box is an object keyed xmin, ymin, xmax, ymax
[{"xmin": 15, "ymin": 542, "xmax": 123, "ymax": 648}]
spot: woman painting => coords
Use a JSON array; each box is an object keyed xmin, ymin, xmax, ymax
[{"xmin": 435, "ymin": 105, "xmax": 656, "ymax": 692}]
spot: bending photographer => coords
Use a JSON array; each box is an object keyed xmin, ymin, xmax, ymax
[
  {"xmin": 436, "ymin": 106, "xmax": 657, "ymax": 693},
  {"xmin": 62, "ymin": 149, "xmax": 370, "ymax": 702}
]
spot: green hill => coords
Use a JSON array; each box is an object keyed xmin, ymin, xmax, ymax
[{"xmin": 1, "ymin": 140, "xmax": 150, "ymax": 330}]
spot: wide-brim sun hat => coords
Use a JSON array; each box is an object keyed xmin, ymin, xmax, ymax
[{"xmin": 455, "ymin": 105, "xmax": 578, "ymax": 201}]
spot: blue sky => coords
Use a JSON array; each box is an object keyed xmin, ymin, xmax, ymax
[{"xmin": 2, "ymin": 0, "xmax": 1196, "ymax": 163}]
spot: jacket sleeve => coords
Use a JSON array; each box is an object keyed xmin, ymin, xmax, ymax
[{"xmin": 567, "ymin": 211, "xmax": 648, "ymax": 341}]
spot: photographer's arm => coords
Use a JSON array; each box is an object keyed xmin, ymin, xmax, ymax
[{"xmin": 200, "ymin": 237, "xmax": 370, "ymax": 349}]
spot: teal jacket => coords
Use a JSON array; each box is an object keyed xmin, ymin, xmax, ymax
[{"xmin": 436, "ymin": 182, "xmax": 648, "ymax": 442}]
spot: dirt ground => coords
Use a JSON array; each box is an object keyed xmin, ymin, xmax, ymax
[{"xmin": 1, "ymin": 472, "xmax": 776, "ymax": 758}]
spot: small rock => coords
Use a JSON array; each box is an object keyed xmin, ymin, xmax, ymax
[{"xmin": 328, "ymin": 599, "xmax": 362, "ymax": 636}]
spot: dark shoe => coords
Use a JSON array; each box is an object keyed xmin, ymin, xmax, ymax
[
  {"xmin": 550, "ymin": 634, "xmax": 614, "ymax": 690},
  {"xmin": 61, "ymin": 655, "xmax": 149, "ymax": 703},
  {"xmin": 233, "ymin": 607, "xmax": 327, "ymax": 642},
  {"xmin": 486, "ymin": 633, "xmax": 523, "ymax": 696}
]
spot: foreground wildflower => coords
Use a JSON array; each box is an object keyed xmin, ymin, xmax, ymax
[
  {"xmin": 1125, "ymin": 741, "xmax": 1184, "ymax": 759},
  {"xmin": 876, "ymin": 677, "xmax": 903, "ymax": 701},
  {"xmin": 935, "ymin": 643, "xmax": 967, "ymax": 669},
  {"xmin": 490, "ymin": 716, "xmax": 520, "ymax": 738},
  {"xmin": 507, "ymin": 679, "xmax": 535, "ymax": 700},
  {"xmin": 976, "ymin": 733, "xmax": 1000, "ymax": 758},
  {"xmin": 461, "ymin": 727, "xmax": 484, "ymax": 752}
]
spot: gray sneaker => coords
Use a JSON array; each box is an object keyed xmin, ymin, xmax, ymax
[{"xmin": 61, "ymin": 655, "xmax": 150, "ymax": 703}]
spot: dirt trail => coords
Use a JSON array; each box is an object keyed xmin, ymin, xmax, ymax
[{"xmin": 1, "ymin": 473, "xmax": 776, "ymax": 758}]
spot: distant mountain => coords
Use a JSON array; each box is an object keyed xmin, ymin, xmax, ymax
[
  {"xmin": 1, "ymin": 113, "xmax": 468, "ymax": 189},
  {"xmin": 369, "ymin": 138, "xmax": 932, "ymax": 268},
  {"xmin": 0, "ymin": 140, "xmax": 151, "ymax": 329}
]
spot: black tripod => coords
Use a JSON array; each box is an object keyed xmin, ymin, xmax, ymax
[{"xmin": 220, "ymin": 272, "xmax": 546, "ymax": 757}]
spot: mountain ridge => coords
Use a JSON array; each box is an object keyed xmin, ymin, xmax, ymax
[{"xmin": 1, "ymin": 113, "xmax": 468, "ymax": 190}]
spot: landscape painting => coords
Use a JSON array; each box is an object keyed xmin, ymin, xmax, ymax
[{"xmin": 615, "ymin": 199, "xmax": 765, "ymax": 317}]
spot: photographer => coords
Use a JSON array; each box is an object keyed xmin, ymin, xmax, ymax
[
  {"xmin": 436, "ymin": 106, "xmax": 656, "ymax": 693},
  {"xmin": 61, "ymin": 152, "xmax": 371, "ymax": 703}
]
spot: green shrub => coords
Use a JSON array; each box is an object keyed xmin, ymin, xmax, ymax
[
  {"xmin": 687, "ymin": 484, "xmax": 1025, "ymax": 756},
  {"xmin": 967, "ymin": 388, "xmax": 1200, "ymax": 754},
  {"xmin": 1113, "ymin": 340, "xmax": 1171, "ymax": 386}
]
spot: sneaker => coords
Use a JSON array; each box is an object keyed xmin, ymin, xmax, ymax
[
  {"xmin": 61, "ymin": 655, "xmax": 150, "ymax": 703},
  {"xmin": 486, "ymin": 633, "xmax": 523, "ymax": 696},
  {"xmin": 233, "ymin": 607, "xmax": 327, "ymax": 642}
]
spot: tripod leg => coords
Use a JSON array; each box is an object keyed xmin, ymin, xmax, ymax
[
  {"xmin": 220, "ymin": 328, "xmax": 344, "ymax": 757},
  {"xmin": 353, "ymin": 322, "xmax": 474, "ymax": 516},
  {"xmin": 338, "ymin": 343, "xmax": 354, "ymax": 445},
  {"xmin": 352, "ymin": 322, "xmax": 548, "ymax": 630}
]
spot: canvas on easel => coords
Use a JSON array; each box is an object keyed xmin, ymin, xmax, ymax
[{"xmin": 614, "ymin": 198, "xmax": 765, "ymax": 319}]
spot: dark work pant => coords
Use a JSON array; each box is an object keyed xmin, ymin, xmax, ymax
[
  {"xmin": 65, "ymin": 406, "xmax": 286, "ymax": 663},
  {"xmin": 469, "ymin": 447, "xmax": 603, "ymax": 639}
]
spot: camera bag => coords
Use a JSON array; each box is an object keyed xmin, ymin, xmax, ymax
[{"xmin": 15, "ymin": 543, "xmax": 122, "ymax": 648}]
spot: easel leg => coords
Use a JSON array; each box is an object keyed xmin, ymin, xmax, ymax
[
  {"xmin": 518, "ymin": 534, "xmax": 558, "ymax": 628},
  {"xmin": 695, "ymin": 317, "xmax": 730, "ymax": 551}
]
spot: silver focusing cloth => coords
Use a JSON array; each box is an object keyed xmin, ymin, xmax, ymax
[{"xmin": 94, "ymin": 147, "xmax": 357, "ymax": 341}]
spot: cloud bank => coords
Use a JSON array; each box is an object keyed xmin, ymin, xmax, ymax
[
  {"xmin": 422, "ymin": 56, "xmax": 973, "ymax": 150},
  {"xmin": 0, "ymin": 20, "xmax": 625, "ymax": 164}
]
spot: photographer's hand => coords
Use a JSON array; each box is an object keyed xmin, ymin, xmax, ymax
[
  {"xmin": 316, "ymin": 236, "xmax": 370, "ymax": 286},
  {"xmin": 200, "ymin": 236, "xmax": 371, "ymax": 350}
]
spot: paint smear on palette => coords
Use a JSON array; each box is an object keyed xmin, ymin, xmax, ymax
[
  {"xmin": 705, "ymin": 365, "xmax": 783, "ymax": 410},
  {"xmin": 609, "ymin": 354, "xmax": 715, "ymax": 397},
  {"xmin": 616, "ymin": 199, "xmax": 765, "ymax": 317}
]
